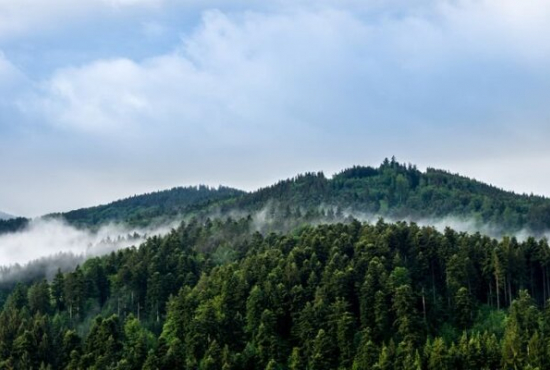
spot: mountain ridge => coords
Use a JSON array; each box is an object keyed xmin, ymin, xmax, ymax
[
  {"xmin": 47, "ymin": 185, "xmax": 245, "ymax": 228},
  {"xmin": 213, "ymin": 159, "xmax": 550, "ymax": 234},
  {"xmin": 0, "ymin": 211, "xmax": 13, "ymax": 220},
  {"xmin": 2, "ymin": 159, "xmax": 550, "ymax": 235}
]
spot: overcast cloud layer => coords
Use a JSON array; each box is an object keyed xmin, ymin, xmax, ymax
[{"xmin": 1, "ymin": 0, "xmax": 550, "ymax": 216}]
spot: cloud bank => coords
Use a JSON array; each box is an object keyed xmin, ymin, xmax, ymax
[
  {"xmin": 31, "ymin": 3, "xmax": 550, "ymax": 137},
  {"xmin": 1, "ymin": 0, "xmax": 550, "ymax": 215},
  {"xmin": 0, "ymin": 218, "xmax": 176, "ymax": 274}
]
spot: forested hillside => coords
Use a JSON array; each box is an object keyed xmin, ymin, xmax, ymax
[
  {"xmin": 3, "ymin": 159, "xmax": 550, "ymax": 236},
  {"xmin": 220, "ymin": 158, "xmax": 550, "ymax": 235},
  {"xmin": 2, "ymin": 160, "xmax": 550, "ymax": 369},
  {"xmin": 2, "ymin": 218, "xmax": 550, "ymax": 369},
  {"xmin": 48, "ymin": 158, "xmax": 550, "ymax": 235},
  {"xmin": 50, "ymin": 185, "xmax": 244, "ymax": 228},
  {"xmin": 0, "ymin": 186, "xmax": 242, "ymax": 235},
  {"xmin": 0, "ymin": 217, "xmax": 28, "ymax": 234}
]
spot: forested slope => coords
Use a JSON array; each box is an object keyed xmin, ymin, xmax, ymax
[
  {"xmin": 50, "ymin": 185, "xmax": 244, "ymax": 228},
  {"xmin": 0, "ymin": 217, "xmax": 28, "ymax": 234},
  {"xmin": 0, "ymin": 186, "xmax": 243, "ymax": 235},
  {"xmin": 220, "ymin": 158, "xmax": 550, "ymax": 235},
  {"xmin": 1, "ymin": 218, "xmax": 550, "ymax": 369},
  {"xmin": 3, "ymin": 159, "xmax": 550, "ymax": 236}
]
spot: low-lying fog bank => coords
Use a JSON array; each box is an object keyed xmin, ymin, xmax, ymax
[
  {"xmin": 0, "ymin": 218, "xmax": 177, "ymax": 285},
  {"xmin": 1, "ymin": 209, "xmax": 547, "ymax": 287}
]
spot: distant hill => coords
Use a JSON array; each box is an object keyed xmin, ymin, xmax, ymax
[
  {"xmin": 0, "ymin": 212, "xmax": 29, "ymax": 235},
  {"xmin": 0, "ymin": 211, "xmax": 13, "ymax": 220},
  {"xmin": 3, "ymin": 159, "xmax": 550, "ymax": 235},
  {"xmin": 0, "ymin": 217, "xmax": 28, "ymax": 234},
  {"xmin": 50, "ymin": 185, "xmax": 245, "ymax": 228},
  {"xmin": 214, "ymin": 158, "xmax": 550, "ymax": 234}
]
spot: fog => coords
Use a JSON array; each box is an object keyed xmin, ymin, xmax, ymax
[
  {"xmin": 339, "ymin": 208, "xmax": 550, "ymax": 241},
  {"xmin": 1, "ymin": 207, "xmax": 547, "ymax": 287},
  {"xmin": 235, "ymin": 203, "xmax": 550, "ymax": 241},
  {"xmin": 0, "ymin": 218, "xmax": 178, "ymax": 284}
]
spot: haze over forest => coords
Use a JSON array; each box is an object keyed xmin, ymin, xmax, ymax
[{"xmin": 1, "ymin": 158, "xmax": 550, "ymax": 280}]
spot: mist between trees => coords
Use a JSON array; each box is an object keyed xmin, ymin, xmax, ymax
[{"xmin": 1, "ymin": 203, "xmax": 549, "ymax": 289}]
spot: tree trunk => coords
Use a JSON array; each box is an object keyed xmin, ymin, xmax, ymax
[
  {"xmin": 508, "ymin": 276, "xmax": 512, "ymax": 306},
  {"xmin": 431, "ymin": 262, "xmax": 436, "ymax": 303},
  {"xmin": 503, "ymin": 275, "xmax": 508, "ymax": 307},
  {"xmin": 543, "ymin": 266, "xmax": 546, "ymax": 305},
  {"xmin": 422, "ymin": 288, "xmax": 427, "ymax": 330},
  {"xmin": 496, "ymin": 274, "xmax": 500, "ymax": 310}
]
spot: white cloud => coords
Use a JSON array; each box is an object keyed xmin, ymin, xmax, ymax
[
  {"xmin": 28, "ymin": 3, "xmax": 550, "ymax": 135},
  {"xmin": 0, "ymin": 218, "xmax": 176, "ymax": 267},
  {"xmin": 30, "ymin": 10, "xmax": 372, "ymax": 136},
  {"xmin": 38, "ymin": 58, "xmax": 152, "ymax": 133},
  {"xmin": 4, "ymin": 1, "xmax": 550, "ymax": 215},
  {"xmin": 438, "ymin": 0, "xmax": 550, "ymax": 64}
]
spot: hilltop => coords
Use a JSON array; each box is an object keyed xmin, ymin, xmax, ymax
[
  {"xmin": 217, "ymin": 159, "xmax": 550, "ymax": 234},
  {"xmin": 2, "ymin": 159, "xmax": 550, "ymax": 236},
  {"xmin": 48, "ymin": 185, "xmax": 244, "ymax": 228},
  {"xmin": 0, "ymin": 211, "xmax": 13, "ymax": 220}
]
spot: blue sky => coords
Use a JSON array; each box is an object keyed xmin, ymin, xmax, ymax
[{"xmin": 1, "ymin": 0, "xmax": 550, "ymax": 216}]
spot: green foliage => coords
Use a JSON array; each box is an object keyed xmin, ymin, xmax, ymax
[
  {"xmin": 10, "ymin": 158, "xmax": 550, "ymax": 237},
  {"xmin": 220, "ymin": 159, "xmax": 550, "ymax": 235},
  {"xmin": 3, "ymin": 218, "xmax": 550, "ymax": 368},
  {"xmin": 51, "ymin": 185, "xmax": 244, "ymax": 228}
]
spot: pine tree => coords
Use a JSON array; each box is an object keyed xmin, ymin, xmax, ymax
[
  {"xmin": 288, "ymin": 347, "xmax": 305, "ymax": 370},
  {"xmin": 51, "ymin": 269, "xmax": 65, "ymax": 311},
  {"xmin": 455, "ymin": 287, "xmax": 473, "ymax": 329},
  {"xmin": 28, "ymin": 280, "xmax": 52, "ymax": 315},
  {"xmin": 309, "ymin": 329, "xmax": 334, "ymax": 370},
  {"xmin": 352, "ymin": 329, "xmax": 378, "ymax": 370},
  {"xmin": 426, "ymin": 337, "xmax": 448, "ymax": 370}
]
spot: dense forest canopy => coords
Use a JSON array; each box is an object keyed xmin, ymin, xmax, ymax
[{"xmin": 1, "ymin": 218, "xmax": 550, "ymax": 369}]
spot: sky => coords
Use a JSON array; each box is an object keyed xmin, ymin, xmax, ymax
[{"xmin": 1, "ymin": 0, "xmax": 550, "ymax": 217}]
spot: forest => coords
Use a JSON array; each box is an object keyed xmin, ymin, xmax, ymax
[
  {"xmin": 2, "ymin": 217, "xmax": 550, "ymax": 369},
  {"xmin": 222, "ymin": 158, "xmax": 550, "ymax": 235},
  {"xmin": 47, "ymin": 186, "xmax": 244, "ymax": 228},
  {"xmin": 3, "ymin": 159, "xmax": 550, "ymax": 236}
]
